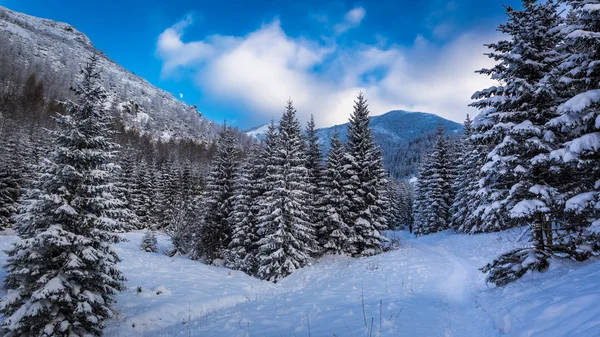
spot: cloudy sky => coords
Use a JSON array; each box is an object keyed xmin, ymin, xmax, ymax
[{"xmin": 5, "ymin": 0, "xmax": 521, "ymax": 128}]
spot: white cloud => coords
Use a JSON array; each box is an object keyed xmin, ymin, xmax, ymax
[
  {"xmin": 156, "ymin": 13, "xmax": 498, "ymax": 127},
  {"xmin": 334, "ymin": 7, "xmax": 366, "ymax": 34}
]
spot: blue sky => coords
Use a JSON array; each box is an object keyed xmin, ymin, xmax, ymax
[{"xmin": 2, "ymin": 0, "xmax": 521, "ymax": 128}]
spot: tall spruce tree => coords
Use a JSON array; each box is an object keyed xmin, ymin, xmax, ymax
[
  {"xmin": 0, "ymin": 136, "xmax": 24, "ymax": 229},
  {"xmin": 476, "ymin": 0, "xmax": 572, "ymax": 285},
  {"xmin": 130, "ymin": 160, "xmax": 157, "ymax": 229},
  {"xmin": 197, "ymin": 123, "xmax": 240, "ymax": 264},
  {"xmin": 320, "ymin": 131, "xmax": 354, "ymax": 255},
  {"xmin": 450, "ymin": 115, "xmax": 486, "ymax": 233},
  {"xmin": 305, "ymin": 114, "xmax": 325, "ymax": 245},
  {"xmin": 0, "ymin": 54, "xmax": 126, "ymax": 336},
  {"xmin": 226, "ymin": 143, "xmax": 265, "ymax": 275},
  {"xmin": 413, "ymin": 124, "xmax": 456, "ymax": 235},
  {"xmin": 256, "ymin": 101, "xmax": 316, "ymax": 281},
  {"xmin": 545, "ymin": 0, "xmax": 600, "ymax": 260},
  {"xmin": 343, "ymin": 93, "xmax": 388, "ymax": 255},
  {"xmin": 471, "ymin": 0, "xmax": 563, "ymax": 237}
]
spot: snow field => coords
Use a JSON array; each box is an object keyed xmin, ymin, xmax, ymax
[{"xmin": 1, "ymin": 229, "xmax": 599, "ymax": 336}]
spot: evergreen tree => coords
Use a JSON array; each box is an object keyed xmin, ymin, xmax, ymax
[
  {"xmin": 256, "ymin": 101, "xmax": 316, "ymax": 281},
  {"xmin": 413, "ymin": 124, "xmax": 455, "ymax": 235},
  {"xmin": 305, "ymin": 115, "xmax": 325, "ymax": 244},
  {"xmin": 343, "ymin": 93, "xmax": 388, "ymax": 256},
  {"xmin": 471, "ymin": 0, "xmax": 563, "ymax": 237},
  {"xmin": 116, "ymin": 150, "xmax": 140, "ymax": 230},
  {"xmin": 450, "ymin": 115, "xmax": 486, "ymax": 233},
  {"xmin": 383, "ymin": 178, "xmax": 404, "ymax": 230},
  {"xmin": 320, "ymin": 131, "xmax": 354, "ymax": 255},
  {"xmin": 0, "ymin": 54, "xmax": 126, "ymax": 336},
  {"xmin": 544, "ymin": 0, "xmax": 600, "ymax": 260},
  {"xmin": 141, "ymin": 231, "xmax": 158, "ymax": 253},
  {"xmin": 0, "ymin": 136, "xmax": 24, "ymax": 229},
  {"xmin": 226, "ymin": 143, "xmax": 265, "ymax": 274},
  {"xmin": 397, "ymin": 180, "xmax": 414, "ymax": 227},
  {"xmin": 130, "ymin": 160, "xmax": 157, "ymax": 229},
  {"xmin": 197, "ymin": 123, "xmax": 240, "ymax": 264}
]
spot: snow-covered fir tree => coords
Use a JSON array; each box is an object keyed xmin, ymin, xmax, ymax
[
  {"xmin": 450, "ymin": 115, "xmax": 486, "ymax": 233},
  {"xmin": 141, "ymin": 231, "xmax": 158, "ymax": 253},
  {"xmin": 475, "ymin": 0, "xmax": 592, "ymax": 286},
  {"xmin": 397, "ymin": 180, "xmax": 414, "ymax": 227},
  {"xmin": 0, "ymin": 137, "xmax": 23, "ymax": 229},
  {"xmin": 116, "ymin": 150, "xmax": 140, "ymax": 230},
  {"xmin": 167, "ymin": 163, "xmax": 204, "ymax": 256},
  {"xmin": 305, "ymin": 114, "xmax": 325, "ymax": 247},
  {"xmin": 131, "ymin": 159, "xmax": 158, "ymax": 229},
  {"xmin": 226, "ymin": 142, "xmax": 265, "ymax": 275},
  {"xmin": 320, "ymin": 131, "xmax": 354, "ymax": 255},
  {"xmin": 413, "ymin": 123, "xmax": 456, "ymax": 235},
  {"xmin": 545, "ymin": 0, "xmax": 600, "ymax": 260},
  {"xmin": 383, "ymin": 178, "xmax": 404, "ymax": 230},
  {"xmin": 343, "ymin": 92, "xmax": 388, "ymax": 255},
  {"xmin": 256, "ymin": 101, "xmax": 316, "ymax": 281},
  {"xmin": 197, "ymin": 123, "xmax": 240, "ymax": 264},
  {"xmin": 471, "ymin": 0, "xmax": 563, "ymax": 237},
  {"xmin": 0, "ymin": 54, "xmax": 126, "ymax": 336}
]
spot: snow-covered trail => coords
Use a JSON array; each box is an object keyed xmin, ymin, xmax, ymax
[{"xmin": 145, "ymin": 232, "xmax": 505, "ymax": 337}]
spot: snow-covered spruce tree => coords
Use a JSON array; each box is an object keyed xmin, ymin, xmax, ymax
[
  {"xmin": 383, "ymin": 178, "xmax": 404, "ymax": 230},
  {"xmin": 475, "ymin": 0, "xmax": 567, "ymax": 285},
  {"xmin": 343, "ymin": 93, "xmax": 388, "ymax": 255},
  {"xmin": 471, "ymin": 0, "xmax": 563, "ymax": 237},
  {"xmin": 413, "ymin": 123, "xmax": 456, "ymax": 235},
  {"xmin": 544, "ymin": 0, "xmax": 600, "ymax": 260},
  {"xmin": 0, "ymin": 54, "xmax": 126, "ymax": 336},
  {"xmin": 450, "ymin": 115, "xmax": 486, "ymax": 233},
  {"xmin": 197, "ymin": 123, "xmax": 240, "ymax": 264},
  {"xmin": 397, "ymin": 180, "xmax": 414, "ymax": 227},
  {"xmin": 116, "ymin": 150, "xmax": 140, "ymax": 230},
  {"xmin": 0, "ymin": 136, "xmax": 24, "ymax": 229},
  {"xmin": 256, "ymin": 101, "xmax": 316, "ymax": 281},
  {"xmin": 305, "ymin": 114, "xmax": 325, "ymax": 248},
  {"xmin": 141, "ymin": 231, "xmax": 158, "ymax": 253},
  {"xmin": 131, "ymin": 159, "xmax": 157, "ymax": 229},
  {"xmin": 226, "ymin": 142, "xmax": 265, "ymax": 275},
  {"xmin": 167, "ymin": 163, "xmax": 204, "ymax": 256},
  {"xmin": 320, "ymin": 131, "xmax": 354, "ymax": 255}
]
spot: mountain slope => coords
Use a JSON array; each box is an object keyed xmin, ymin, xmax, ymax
[
  {"xmin": 0, "ymin": 6, "xmax": 220, "ymax": 142},
  {"xmin": 246, "ymin": 110, "xmax": 463, "ymax": 178}
]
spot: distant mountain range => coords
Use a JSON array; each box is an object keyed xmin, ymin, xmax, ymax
[{"xmin": 245, "ymin": 110, "xmax": 464, "ymax": 178}]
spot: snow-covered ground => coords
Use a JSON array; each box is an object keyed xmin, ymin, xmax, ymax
[{"xmin": 0, "ymin": 230, "xmax": 598, "ymax": 337}]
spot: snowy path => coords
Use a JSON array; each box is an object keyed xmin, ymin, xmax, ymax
[{"xmin": 144, "ymin": 232, "xmax": 503, "ymax": 337}]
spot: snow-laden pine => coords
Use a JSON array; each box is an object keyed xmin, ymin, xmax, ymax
[
  {"xmin": 255, "ymin": 101, "xmax": 317, "ymax": 281},
  {"xmin": 343, "ymin": 93, "xmax": 388, "ymax": 255},
  {"xmin": 470, "ymin": 0, "xmax": 563, "ymax": 236},
  {"xmin": 0, "ymin": 54, "xmax": 126, "ymax": 336},
  {"xmin": 226, "ymin": 142, "xmax": 265, "ymax": 274},
  {"xmin": 305, "ymin": 114, "xmax": 325, "ymax": 248},
  {"xmin": 319, "ymin": 131, "xmax": 354, "ymax": 255},
  {"xmin": 197, "ymin": 124, "xmax": 240, "ymax": 263},
  {"xmin": 546, "ymin": 0, "xmax": 600, "ymax": 253},
  {"xmin": 450, "ymin": 115, "xmax": 486, "ymax": 233},
  {"xmin": 413, "ymin": 123, "xmax": 456, "ymax": 235}
]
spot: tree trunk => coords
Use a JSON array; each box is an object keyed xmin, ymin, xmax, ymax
[
  {"xmin": 545, "ymin": 217, "xmax": 553, "ymax": 247},
  {"xmin": 534, "ymin": 214, "xmax": 545, "ymax": 251}
]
